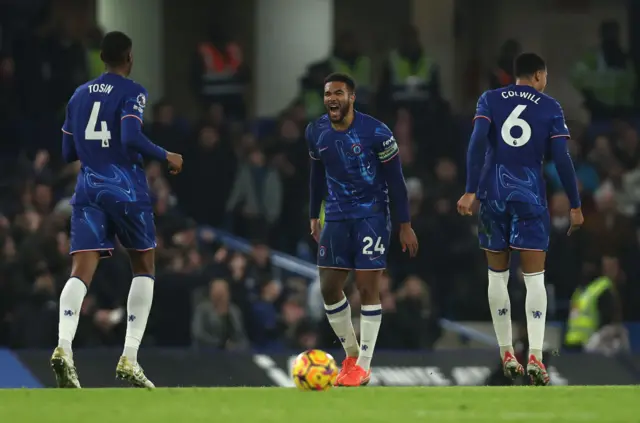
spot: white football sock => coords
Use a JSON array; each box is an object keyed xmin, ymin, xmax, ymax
[
  {"xmin": 524, "ymin": 271, "xmax": 547, "ymax": 359},
  {"xmin": 58, "ymin": 277, "xmax": 87, "ymax": 357},
  {"xmin": 487, "ymin": 269, "xmax": 513, "ymax": 355},
  {"xmin": 356, "ymin": 304, "xmax": 382, "ymax": 371},
  {"xmin": 123, "ymin": 275, "xmax": 154, "ymax": 362},
  {"xmin": 324, "ymin": 296, "xmax": 359, "ymax": 358}
]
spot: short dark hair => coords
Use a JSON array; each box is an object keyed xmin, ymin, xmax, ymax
[
  {"xmin": 100, "ymin": 31, "xmax": 132, "ymax": 67},
  {"xmin": 324, "ymin": 72, "xmax": 356, "ymax": 92},
  {"xmin": 513, "ymin": 53, "xmax": 546, "ymax": 78}
]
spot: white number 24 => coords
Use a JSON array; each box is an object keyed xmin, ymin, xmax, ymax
[
  {"xmin": 501, "ymin": 104, "xmax": 531, "ymax": 147},
  {"xmin": 85, "ymin": 101, "xmax": 111, "ymax": 148},
  {"xmin": 362, "ymin": 236, "xmax": 385, "ymax": 255}
]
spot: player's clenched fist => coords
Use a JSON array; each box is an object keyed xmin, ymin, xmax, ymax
[
  {"xmin": 167, "ymin": 152, "xmax": 183, "ymax": 175},
  {"xmin": 457, "ymin": 192, "xmax": 476, "ymax": 216}
]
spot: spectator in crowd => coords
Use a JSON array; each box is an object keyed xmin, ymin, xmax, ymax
[
  {"xmin": 225, "ymin": 146, "xmax": 283, "ymax": 240},
  {"xmin": 571, "ymin": 20, "xmax": 636, "ymax": 120},
  {"xmin": 192, "ymin": 30, "xmax": 250, "ymax": 121},
  {"xmin": 191, "ymin": 279, "xmax": 249, "ymax": 350},
  {"xmin": 269, "ymin": 117, "xmax": 309, "ymax": 254},
  {"xmin": 325, "ymin": 31, "xmax": 373, "ymax": 113},
  {"xmin": 394, "ymin": 275, "xmax": 440, "ymax": 349},
  {"xmin": 488, "ymin": 39, "xmax": 521, "ymax": 89},
  {"xmin": 377, "ymin": 25, "xmax": 442, "ymax": 120},
  {"xmin": 250, "ymin": 279, "xmax": 282, "ymax": 348}
]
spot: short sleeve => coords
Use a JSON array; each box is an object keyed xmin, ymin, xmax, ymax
[
  {"xmin": 305, "ymin": 123, "xmax": 320, "ymax": 160},
  {"xmin": 373, "ymin": 123, "xmax": 399, "ymax": 163},
  {"xmin": 549, "ymin": 101, "xmax": 570, "ymax": 139},
  {"xmin": 121, "ymin": 86, "xmax": 148, "ymax": 124},
  {"xmin": 473, "ymin": 91, "xmax": 491, "ymax": 123}
]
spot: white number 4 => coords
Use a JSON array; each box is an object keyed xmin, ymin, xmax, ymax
[
  {"xmin": 85, "ymin": 101, "xmax": 111, "ymax": 148},
  {"xmin": 362, "ymin": 236, "xmax": 385, "ymax": 255},
  {"xmin": 501, "ymin": 104, "xmax": 531, "ymax": 147}
]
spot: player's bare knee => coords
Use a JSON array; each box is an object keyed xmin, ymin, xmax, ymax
[
  {"xmin": 129, "ymin": 249, "xmax": 156, "ymax": 276},
  {"xmin": 319, "ymin": 268, "xmax": 348, "ymax": 304},
  {"xmin": 485, "ymin": 250, "xmax": 510, "ymax": 271},
  {"xmin": 519, "ymin": 250, "xmax": 546, "ymax": 274},
  {"xmin": 70, "ymin": 252, "xmax": 101, "ymax": 286},
  {"xmin": 354, "ymin": 271, "xmax": 381, "ymax": 305}
]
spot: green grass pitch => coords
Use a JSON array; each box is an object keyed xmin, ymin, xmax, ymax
[{"xmin": 0, "ymin": 386, "xmax": 638, "ymax": 422}]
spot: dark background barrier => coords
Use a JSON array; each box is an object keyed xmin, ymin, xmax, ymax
[{"xmin": 5, "ymin": 349, "xmax": 640, "ymax": 388}]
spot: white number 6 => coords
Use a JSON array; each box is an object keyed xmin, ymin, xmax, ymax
[
  {"xmin": 501, "ymin": 104, "xmax": 531, "ymax": 147},
  {"xmin": 362, "ymin": 236, "xmax": 385, "ymax": 255}
]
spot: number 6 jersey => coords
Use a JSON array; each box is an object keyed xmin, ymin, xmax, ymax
[
  {"xmin": 62, "ymin": 73, "xmax": 153, "ymax": 205},
  {"xmin": 473, "ymin": 84, "xmax": 570, "ymax": 206}
]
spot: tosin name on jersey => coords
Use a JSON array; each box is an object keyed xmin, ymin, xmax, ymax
[
  {"xmin": 254, "ymin": 355, "xmax": 568, "ymax": 387},
  {"xmin": 88, "ymin": 83, "xmax": 114, "ymax": 94}
]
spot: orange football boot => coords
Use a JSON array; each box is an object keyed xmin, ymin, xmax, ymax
[
  {"xmin": 339, "ymin": 364, "xmax": 371, "ymax": 387},
  {"xmin": 335, "ymin": 356, "xmax": 357, "ymax": 386}
]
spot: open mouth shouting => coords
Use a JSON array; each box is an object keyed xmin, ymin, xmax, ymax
[{"xmin": 327, "ymin": 103, "xmax": 341, "ymax": 120}]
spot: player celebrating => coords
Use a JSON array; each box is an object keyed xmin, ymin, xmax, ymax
[
  {"xmin": 51, "ymin": 31, "xmax": 183, "ymax": 388},
  {"xmin": 307, "ymin": 73, "xmax": 418, "ymax": 387},
  {"xmin": 457, "ymin": 53, "xmax": 583, "ymax": 385}
]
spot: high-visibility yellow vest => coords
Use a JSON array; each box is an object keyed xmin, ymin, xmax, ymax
[
  {"xmin": 329, "ymin": 56, "xmax": 372, "ymax": 89},
  {"xmin": 564, "ymin": 277, "xmax": 613, "ymax": 347},
  {"xmin": 388, "ymin": 50, "xmax": 434, "ymax": 101},
  {"xmin": 571, "ymin": 50, "xmax": 636, "ymax": 107}
]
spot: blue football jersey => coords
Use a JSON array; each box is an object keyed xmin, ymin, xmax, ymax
[
  {"xmin": 62, "ymin": 73, "xmax": 151, "ymax": 205},
  {"xmin": 474, "ymin": 84, "xmax": 570, "ymax": 206},
  {"xmin": 306, "ymin": 112, "xmax": 399, "ymax": 221}
]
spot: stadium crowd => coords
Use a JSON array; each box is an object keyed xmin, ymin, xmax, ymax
[{"xmin": 0, "ymin": 2, "xmax": 639, "ymax": 352}]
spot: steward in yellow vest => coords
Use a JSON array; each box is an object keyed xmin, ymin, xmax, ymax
[
  {"xmin": 300, "ymin": 62, "xmax": 332, "ymax": 120},
  {"xmin": 328, "ymin": 32, "xmax": 372, "ymax": 111},
  {"xmin": 570, "ymin": 21, "xmax": 636, "ymax": 120},
  {"xmin": 377, "ymin": 26, "xmax": 440, "ymax": 116},
  {"xmin": 564, "ymin": 276, "xmax": 614, "ymax": 349}
]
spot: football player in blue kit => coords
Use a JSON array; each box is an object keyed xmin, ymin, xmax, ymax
[
  {"xmin": 457, "ymin": 53, "xmax": 583, "ymax": 386},
  {"xmin": 51, "ymin": 31, "xmax": 183, "ymax": 388},
  {"xmin": 307, "ymin": 73, "xmax": 418, "ymax": 387}
]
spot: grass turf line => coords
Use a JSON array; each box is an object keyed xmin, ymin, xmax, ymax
[{"xmin": 0, "ymin": 386, "xmax": 637, "ymax": 423}]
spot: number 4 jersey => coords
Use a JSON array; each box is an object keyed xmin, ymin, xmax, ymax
[
  {"xmin": 474, "ymin": 84, "xmax": 570, "ymax": 206},
  {"xmin": 62, "ymin": 73, "xmax": 152, "ymax": 205}
]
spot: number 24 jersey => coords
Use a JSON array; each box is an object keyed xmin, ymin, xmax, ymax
[{"xmin": 473, "ymin": 84, "xmax": 570, "ymax": 207}]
